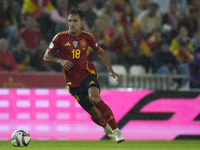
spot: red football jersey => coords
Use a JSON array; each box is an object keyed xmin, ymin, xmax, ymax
[{"xmin": 48, "ymin": 30, "xmax": 100, "ymax": 87}]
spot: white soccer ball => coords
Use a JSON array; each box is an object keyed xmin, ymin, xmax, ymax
[{"xmin": 11, "ymin": 129, "xmax": 31, "ymax": 147}]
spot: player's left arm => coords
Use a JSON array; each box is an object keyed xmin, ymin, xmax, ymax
[
  {"xmin": 87, "ymin": 33, "xmax": 121, "ymax": 81},
  {"xmin": 97, "ymin": 48, "xmax": 121, "ymax": 81}
]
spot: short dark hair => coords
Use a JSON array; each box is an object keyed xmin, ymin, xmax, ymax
[{"xmin": 68, "ymin": 8, "xmax": 84, "ymax": 20}]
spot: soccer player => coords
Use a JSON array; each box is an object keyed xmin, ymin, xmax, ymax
[{"xmin": 43, "ymin": 9, "xmax": 125, "ymax": 143}]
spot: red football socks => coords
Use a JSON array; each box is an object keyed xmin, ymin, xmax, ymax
[
  {"xmin": 91, "ymin": 115, "xmax": 107, "ymax": 127},
  {"xmin": 95, "ymin": 100, "xmax": 118, "ymax": 130}
]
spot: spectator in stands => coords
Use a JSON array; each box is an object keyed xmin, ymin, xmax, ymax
[
  {"xmin": 178, "ymin": 0, "xmax": 190, "ymax": 17},
  {"xmin": 189, "ymin": 0, "xmax": 200, "ymax": 11},
  {"xmin": 97, "ymin": 1, "xmax": 120, "ymax": 29},
  {"xmin": 87, "ymin": 18, "xmax": 109, "ymax": 72},
  {"xmin": 146, "ymin": 29, "xmax": 162, "ymax": 54},
  {"xmin": 0, "ymin": 0, "xmax": 16, "ymax": 39},
  {"xmin": 30, "ymin": 38, "xmax": 56, "ymax": 71},
  {"xmin": 76, "ymin": 0, "xmax": 87, "ymax": 10},
  {"xmin": 173, "ymin": 42, "xmax": 193, "ymax": 64},
  {"xmin": 153, "ymin": 0, "xmax": 170, "ymax": 15},
  {"xmin": 19, "ymin": 14, "xmax": 41, "ymax": 52},
  {"xmin": 22, "ymin": 0, "xmax": 54, "ymax": 39},
  {"xmin": 0, "ymin": 38, "xmax": 16, "ymax": 71},
  {"xmin": 180, "ymin": 7, "xmax": 199, "ymax": 37},
  {"xmin": 119, "ymin": 1, "xmax": 139, "ymax": 31},
  {"xmin": 122, "ymin": 23, "xmax": 152, "ymax": 72},
  {"xmin": 84, "ymin": 0, "xmax": 98, "ymax": 29},
  {"xmin": 170, "ymin": 26, "xmax": 193, "ymax": 54},
  {"xmin": 12, "ymin": 38, "xmax": 31, "ymax": 71},
  {"xmin": 76, "ymin": 0, "xmax": 90, "ymax": 32},
  {"xmin": 130, "ymin": 0, "xmax": 153, "ymax": 16},
  {"xmin": 152, "ymin": 39, "xmax": 179, "ymax": 74},
  {"xmin": 88, "ymin": 18, "xmax": 109, "ymax": 61},
  {"xmin": 105, "ymin": 19, "xmax": 126, "ymax": 65},
  {"xmin": 188, "ymin": 46, "xmax": 200, "ymax": 88},
  {"xmin": 193, "ymin": 30, "xmax": 200, "ymax": 48},
  {"xmin": 162, "ymin": 0, "xmax": 181, "ymax": 38},
  {"xmin": 122, "ymin": 23, "xmax": 152, "ymax": 58},
  {"xmin": 11, "ymin": 0, "xmax": 23, "ymax": 29},
  {"xmin": 12, "ymin": 0, "xmax": 23, "ymax": 7},
  {"xmin": 8, "ymin": 27, "xmax": 21, "ymax": 48},
  {"xmin": 50, "ymin": 0, "xmax": 70, "ymax": 34},
  {"xmin": 172, "ymin": 41, "xmax": 192, "ymax": 89},
  {"xmin": 111, "ymin": 0, "xmax": 124, "ymax": 12},
  {"xmin": 94, "ymin": 0, "xmax": 106, "ymax": 9},
  {"xmin": 173, "ymin": 42, "xmax": 192, "ymax": 78},
  {"xmin": 22, "ymin": 0, "xmax": 53, "ymax": 18},
  {"xmin": 138, "ymin": 2, "xmax": 162, "ymax": 39},
  {"xmin": 90, "ymin": 18, "xmax": 109, "ymax": 49}
]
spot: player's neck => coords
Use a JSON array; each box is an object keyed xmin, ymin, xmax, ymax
[{"xmin": 69, "ymin": 30, "xmax": 81, "ymax": 37}]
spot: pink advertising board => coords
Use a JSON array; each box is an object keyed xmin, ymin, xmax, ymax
[{"xmin": 0, "ymin": 89, "xmax": 200, "ymax": 141}]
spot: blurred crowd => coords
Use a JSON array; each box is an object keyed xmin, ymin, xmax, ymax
[{"xmin": 0, "ymin": 0, "xmax": 200, "ymax": 88}]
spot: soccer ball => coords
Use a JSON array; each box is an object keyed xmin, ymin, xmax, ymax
[{"xmin": 11, "ymin": 129, "xmax": 31, "ymax": 147}]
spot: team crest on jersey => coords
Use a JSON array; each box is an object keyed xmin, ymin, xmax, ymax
[
  {"xmin": 73, "ymin": 41, "xmax": 78, "ymax": 48},
  {"xmin": 80, "ymin": 39, "xmax": 87, "ymax": 50}
]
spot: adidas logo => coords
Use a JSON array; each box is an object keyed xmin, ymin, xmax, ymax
[
  {"xmin": 65, "ymin": 42, "xmax": 71, "ymax": 46},
  {"xmin": 89, "ymin": 81, "xmax": 95, "ymax": 85}
]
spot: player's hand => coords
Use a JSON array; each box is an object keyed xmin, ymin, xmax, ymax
[
  {"xmin": 59, "ymin": 59, "xmax": 73, "ymax": 71},
  {"xmin": 109, "ymin": 71, "xmax": 121, "ymax": 81}
]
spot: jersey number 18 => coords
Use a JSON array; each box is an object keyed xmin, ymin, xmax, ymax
[{"xmin": 71, "ymin": 49, "xmax": 81, "ymax": 59}]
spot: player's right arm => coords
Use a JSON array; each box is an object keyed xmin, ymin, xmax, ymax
[
  {"xmin": 43, "ymin": 50, "xmax": 73, "ymax": 71},
  {"xmin": 43, "ymin": 34, "xmax": 73, "ymax": 71}
]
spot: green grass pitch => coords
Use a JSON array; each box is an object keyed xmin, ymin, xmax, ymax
[{"xmin": 0, "ymin": 140, "xmax": 199, "ymax": 150}]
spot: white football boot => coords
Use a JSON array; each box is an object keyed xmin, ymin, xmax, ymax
[
  {"xmin": 113, "ymin": 128, "xmax": 125, "ymax": 143},
  {"xmin": 103, "ymin": 124, "xmax": 116, "ymax": 141}
]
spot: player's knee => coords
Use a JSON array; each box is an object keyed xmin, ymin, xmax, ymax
[{"xmin": 89, "ymin": 96, "xmax": 101, "ymax": 105}]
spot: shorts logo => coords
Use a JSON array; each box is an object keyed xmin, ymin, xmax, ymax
[
  {"xmin": 65, "ymin": 42, "xmax": 71, "ymax": 46},
  {"xmin": 89, "ymin": 81, "xmax": 95, "ymax": 85},
  {"xmin": 80, "ymin": 39, "xmax": 87, "ymax": 50}
]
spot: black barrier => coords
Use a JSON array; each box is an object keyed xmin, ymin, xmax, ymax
[{"xmin": 102, "ymin": 91, "xmax": 200, "ymax": 140}]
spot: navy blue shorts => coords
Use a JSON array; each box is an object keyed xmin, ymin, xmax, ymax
[{"xmin": 68, "ymin": 74, "xmax": 100, "ymax": 111}]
